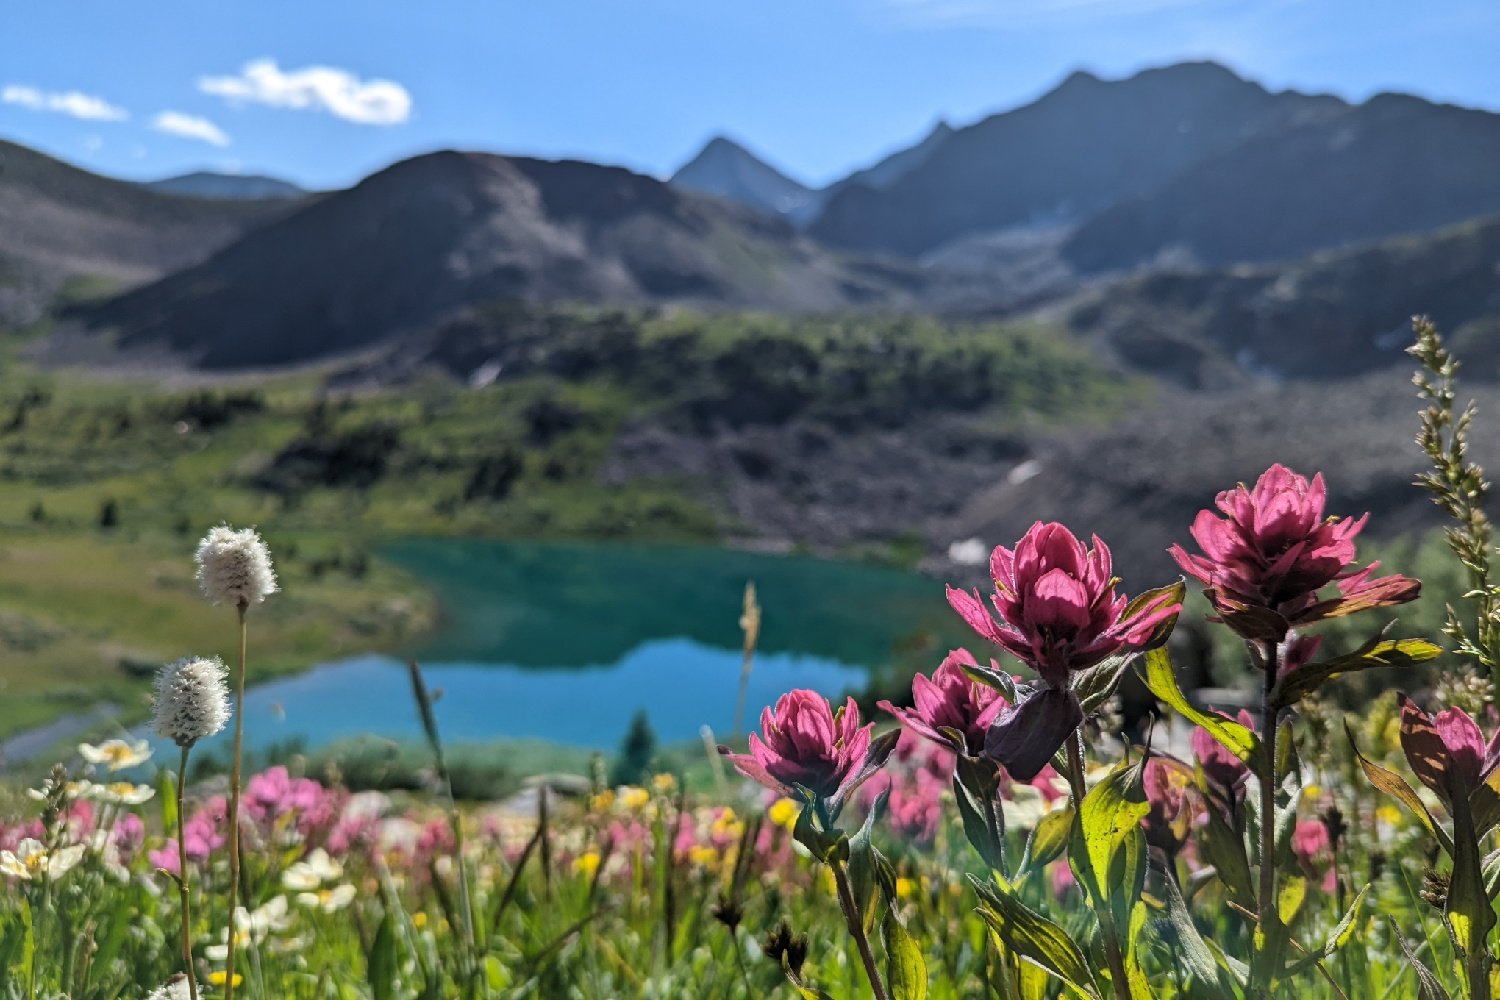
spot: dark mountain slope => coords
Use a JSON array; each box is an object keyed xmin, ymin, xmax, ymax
[
  {"xmin": 0, "ymin": 140, "xmax": 289, "ymax": 324},
  {"xmin": 1061, "ymin": 214, "xmax": 1500, "ymax": 385},
  {"xmin": 78, "ymin": 151, "xmax": 919, "ymax": 368},
  {"xmin": 1065, "ymin": 94, "xmax": 1500, "ymax": 271},
  {"xmin": 808, "ymin": 63, "xmax": 1340, "ymax": 257}
]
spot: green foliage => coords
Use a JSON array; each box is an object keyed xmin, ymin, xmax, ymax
[{"xmin": 609, "ymin": 710, "xmax": 658, "ymax": 788}]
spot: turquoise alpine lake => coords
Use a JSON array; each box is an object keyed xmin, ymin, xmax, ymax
[{"xmin": 161, "ymin": 539, "xmax": 967, "ymax": 756}]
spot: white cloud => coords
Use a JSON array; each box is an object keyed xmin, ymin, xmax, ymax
[
  {"xmin": 150, "ymin": 111, "xmax": 232, "ymax": 147},
  {"xmin": 2, "ymin": 85, "xmax": 128, "ymax": 121},
  {"xmin": 198, "ymin": 58, "xmax": 411, "ymax": 125}
]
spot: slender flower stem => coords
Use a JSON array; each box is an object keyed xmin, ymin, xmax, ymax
[
  {"xmin": 830, "ymin": 857, "xmax": 891, "ymax": 1000},
  {"xmin": 224, "ymin": 602, "xmax": 248, "ymax": 1000},
  {"xmin": 176, "ymin": 744, "xmax": 201, "ymax": 1000},
  {"xmin": 1255, "ymin": 640, "xmax": 1282, "ymax": 996},
  {"xmin": 1065, "ymin": 733, "xmax": 1133, "ymax": 1000}
]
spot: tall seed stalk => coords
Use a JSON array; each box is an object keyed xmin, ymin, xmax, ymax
[
  {"xmin": 224, "ymin": 603, "xmax": 247, "ymax": 1000},
  {"xmin": 732, "ymin": 582, "xmax": 761, "ymax": 739},
  {"xmin": 174, "ymin": 744, "xmax": 201, "ymax": 1000},
  {"xmin": 408, "ymin": 660, "xmax": 483, "ymax": 998}
]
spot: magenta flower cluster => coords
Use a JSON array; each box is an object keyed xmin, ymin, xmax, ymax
[{"xmin": 1171, "ymin": 464, "xmax": 1419, "ymax": 642}]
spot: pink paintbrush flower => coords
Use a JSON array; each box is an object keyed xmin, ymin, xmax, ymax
[
  {"xmin": 1142, "ymin": 756, "xmax": 1197, "ymax": 857},
  {"xmin": 878, "ymin": 649, "xmax": 1008, "ymax": 757},
  {"xmin": 720, "ymin": 690, "xmax": 894, "ymax": 818},
  {"xmin": 1192, "ymin": 708, "xmax": 1255, "ymax": 807},
  {"xmin": 1398, "ymin": 693, "xmax": 1500, "ymax": 808},
  {"xmin": 1170, "ymin": 464, "xmax": 1419, "ymax": 642},
  {"xmin": 946, "ymin": 522, "xmax": 1180, "ymax": 779}
]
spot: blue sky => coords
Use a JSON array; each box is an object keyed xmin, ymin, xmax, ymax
[{"xmin": 3, "ymin": 0, "xmax": 1497, "ymax": 190}]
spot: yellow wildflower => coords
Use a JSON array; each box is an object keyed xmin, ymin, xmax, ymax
[
  {"xmin": 573, "ymin": 850, "xmax": 602, "ymax": 879},
  {"xmin": 619, "ymin": 786, "xmax": 650, "ymax": 811},
  {"xmin": 768, "ymin": 798, "xmax": 800, "ymax": 829},
  {"xmin": 652, "ymin": 773, "xmax": 678, "ymax": 795}
]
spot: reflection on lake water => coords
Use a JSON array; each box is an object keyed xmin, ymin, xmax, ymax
[{"xmin": 156, "ymin": 540, "xmax": 963, "ymax": 754}]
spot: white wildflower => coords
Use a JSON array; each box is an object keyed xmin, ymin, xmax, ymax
[
  {"xmin": 146, "ymin": 975, "xmax": 193, "ymax": 1000},
  {"xmin": 205, "ymin": 895, "xmax": 290, "ymax": 960},
  {"xmin": 86, "ymin": 781, "xmax": 156, "ymax": 805},
  {"xmin": 26, "ymin": 777, "xmax": 91, "ymax": 801},
  {"xmin": 296, "ymin": 884, "xmax": 357, "ymax": 912},
  {"xmin": 0, "ymin": 838, "xmax": 86, "ymax": 880},
  {"xmin": 282, "ymin": 847, "xmax": 343, "ymax": 891},
  {"xmin": 153, "ymin": 656, "xmax": 231, "ymax": 748},
  {"xmin": 78, "ymin": 738, "xmax": 153, "ymax": 772},
  {"xmin": 195, "ymin": 524, "xmax": 278, "ymax": 608}
]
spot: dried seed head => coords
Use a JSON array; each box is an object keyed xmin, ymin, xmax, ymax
[
  {"xmin": 764, "ymin": 921, "xmax": 808, "ymax": 976},
  {"xmin": 152, "ymin": 656, "xmax": 231, "ymax": 748},
  {"xmin": 1420, "ymin": 867, "xmax": 1450, "ymax": 910},
  {"xmin": 195, "ymin": 524, "xmax": 277, "ymax": 609}
]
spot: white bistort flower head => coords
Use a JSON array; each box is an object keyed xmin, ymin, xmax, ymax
[
  {"xmin": 195, "ymin": 524, "xmax": 278, "ymax": 608},
  {"xmin": 153, "ymin": 656, "xmax": 232, "ymax": 748}
]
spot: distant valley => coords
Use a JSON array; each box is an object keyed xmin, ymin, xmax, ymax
[{"xmin": 2, "ymin": 58, "xmax": 1498, "ymax": 578}]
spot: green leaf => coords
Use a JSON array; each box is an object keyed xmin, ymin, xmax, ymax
[
  {"xmin": 1161, "ymin": 871, "xmax": 1239, "ymax": 998},
  {"xmin": 1470, "ymin": 765, "xmax": 1500, "ymax": 839},
  {"xmin": 1124, "ymin": 578, "xmax": 1186, "ymax": 652},
  {"xmin": 883, "ymin": 910, "xmax": 930, "ymax": 1000},
  {"xmin": 784, "ymin": 965, "xmax": 839, "ymax": 1000},
  {"xmin": 1347, "ymin": 723, "xmax": 1454, "ymax": 857},
  {"xmin": 1069, "ymin": 759, "xmax": 1149, "ymax": 914},
  {"xmin": 1271, "ymin": 635, "xmax": 1441, "ymax": 707},
  {"xmin": 157, "ymin": 766, "xmax": 178, "ymax": 837},
  {"xmin": 1286, "ymin": 884, "xmax": 1371, "ymax": 978},
  {"xmin": 961, "ymin": 660, "xmax": 1019, "ymax": 703},
  {"xmin": 1446, "ymin": 789, "xmax": 1495, "ymax": 962},
  {"xmin": 1393, "ymin": 919, "xmax": 1454, "ymax": 1000},
  {"xmin": 792, "ymin": 799, "xmax": 848, "ymax": 864},
  {"xmin": 1071, "ymin": 655, "xmax": 1135, "ymax": 717},
  {"xmin": 1142, "ymin": 648, "xmax": 1263, "ymax": 773},
  {"xmin": 1277, "ymin": 876, "xmax": 1307, "ymax": 925},
  {"xmin": 1021, "ymin": 806, "xmax": 1074, "ymax": 877},
  {"xmin": 972, "ymin": 877, "xmax": 1100, "ymax": 999},
  {"xmin": 1201, "ymin": 804, "xmax": 1255, "ymax": 907},
  {"xmin": 952, "ymin": 755, "xmax": 1006, "ymax": 875},
  {"xmin": 848, "ymin": 787, "xmax": 887, "ymax": 933},
  {"xmin": 368, "ymin": 911, "xmax": 398, "ymax": 1000},
  {"xmin": 1124, "ymin": 901, "xmax": 1156, "ymax": 1000}
]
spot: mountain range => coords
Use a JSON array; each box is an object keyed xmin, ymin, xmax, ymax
[
  {"xmin": 4, "ymin": 58, "xmax": 1500, "ymax": 574},
  {"xmin": 78, "ymin": 151, "xmax": 919, "ymax": 367},
  {"xmin": 0, "ymin": 140, "xmax": 290, "ymax": 326},
  {"xmin": 0, "ymin": 60, "xmax": 1492, "ymax": 373},
  {"xmin": 143, "ymin": 171, "xmax": 306, "ymax": 201}
]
